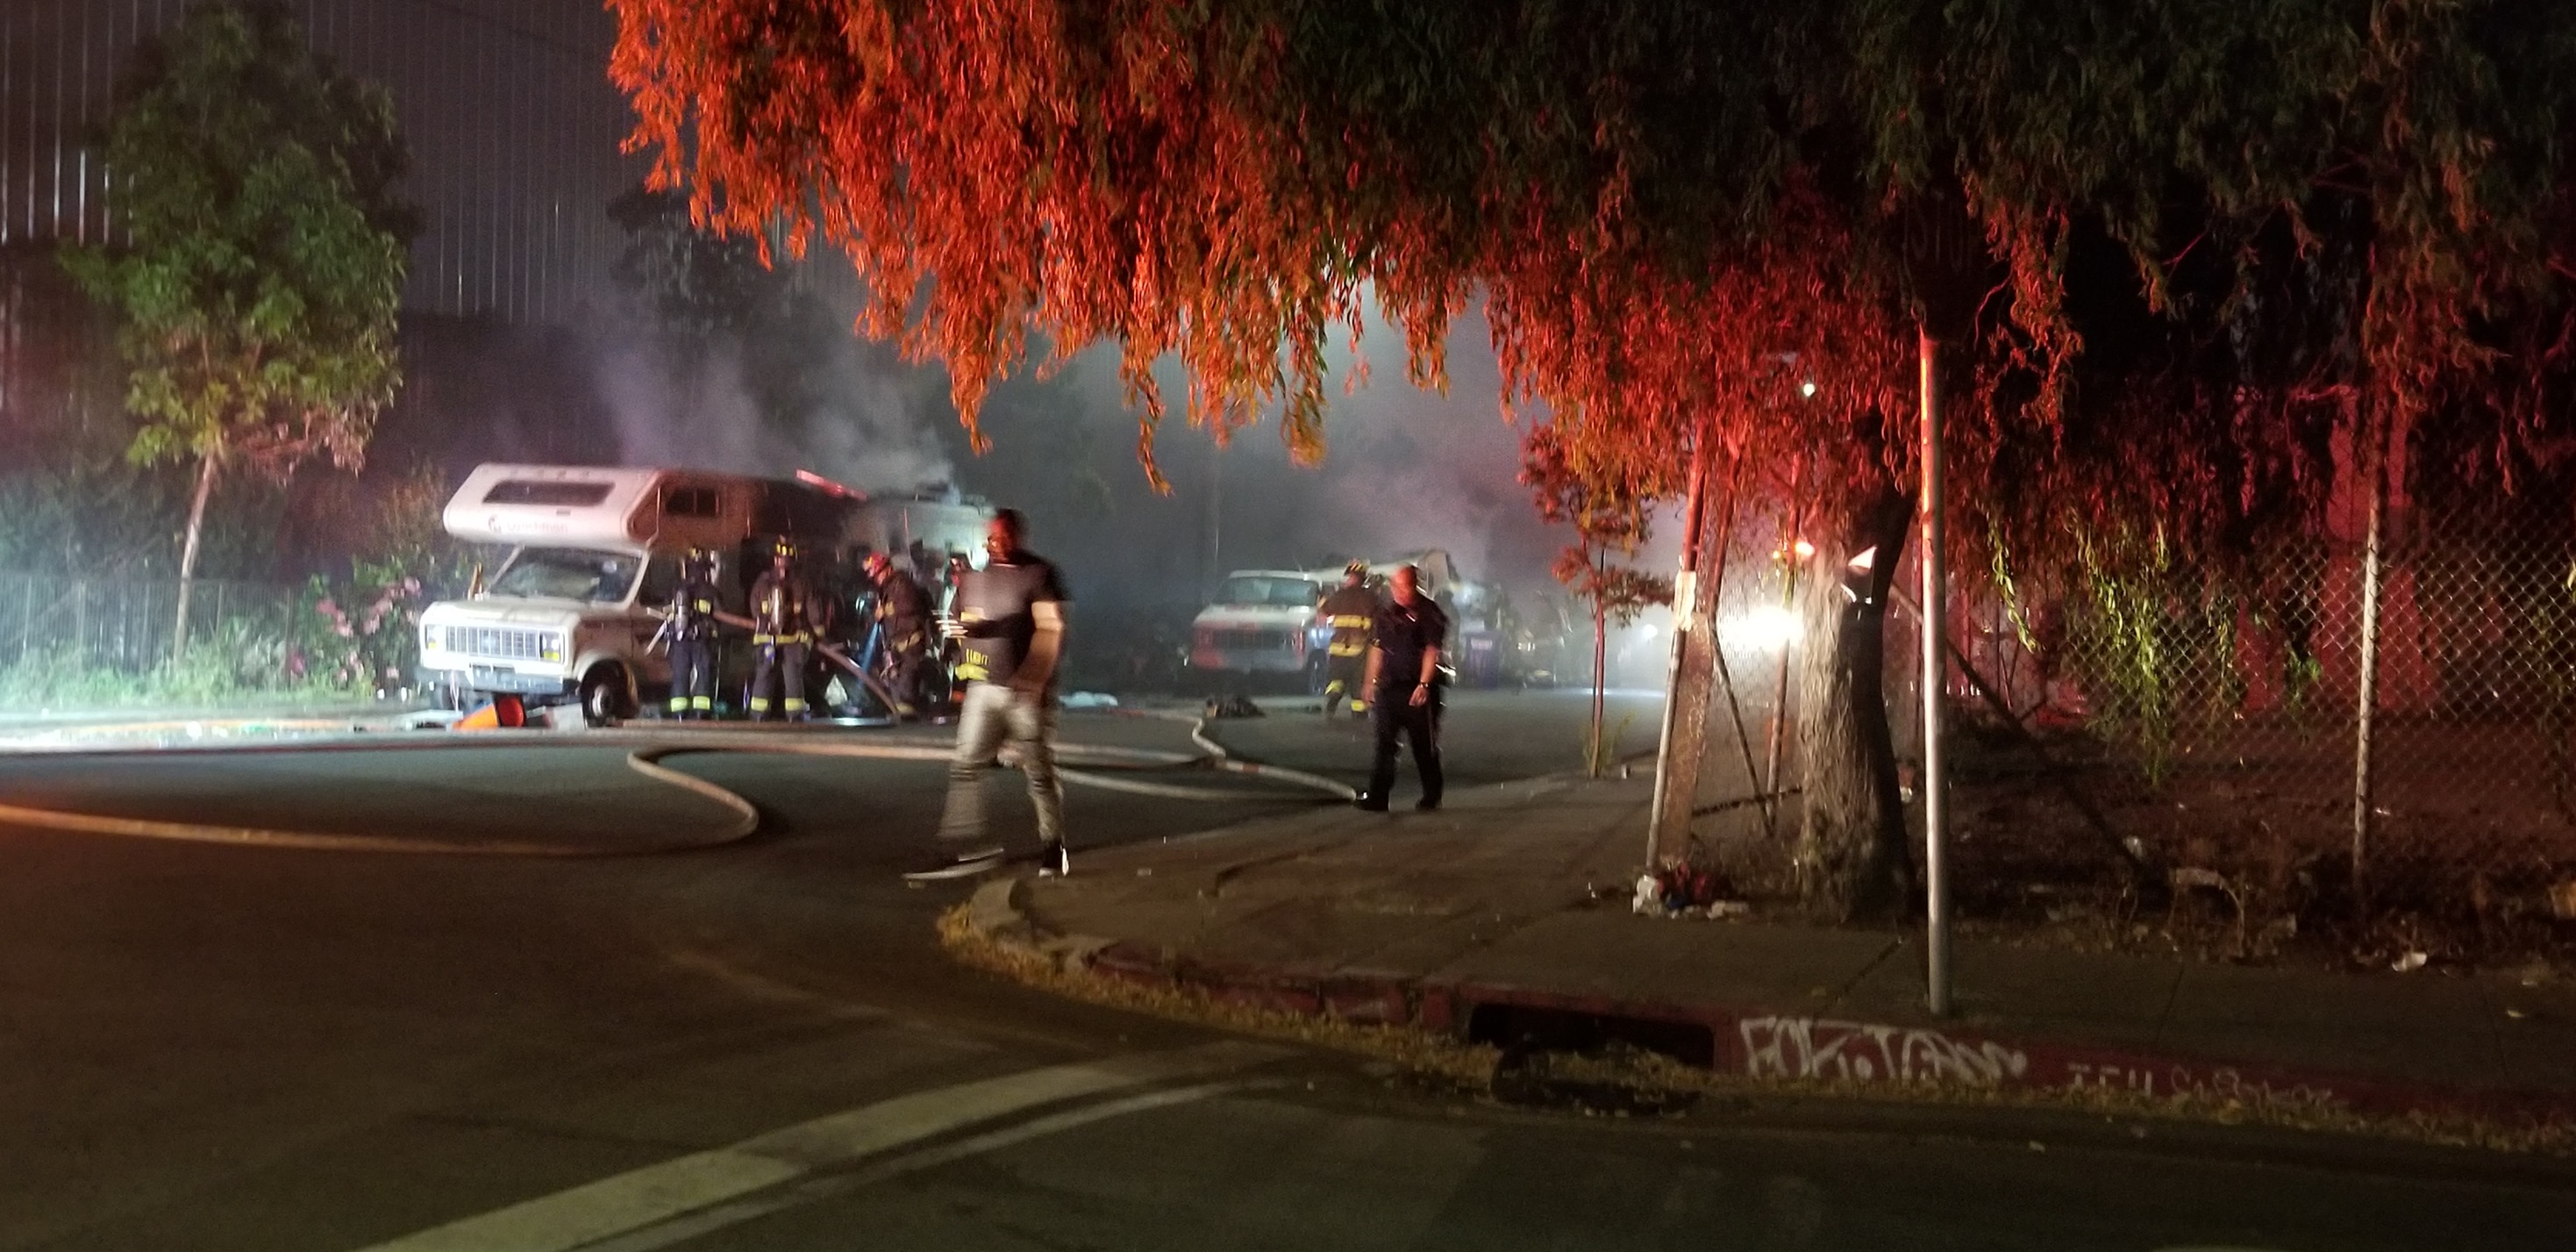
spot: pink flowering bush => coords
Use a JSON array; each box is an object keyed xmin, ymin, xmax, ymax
[{"xmin": 295, "ymin": 554, "xmax": 454, "ymax": 696}]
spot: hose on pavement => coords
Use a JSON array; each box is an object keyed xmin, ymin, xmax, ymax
[{"xmin": 0, "ymin": 706, "xmax": 1353, "ymax": 856}]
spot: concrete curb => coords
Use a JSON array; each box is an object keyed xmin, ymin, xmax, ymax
[{"xmin": 960, "ymin": 879, "xmax": 2576, "ymax": 1138}]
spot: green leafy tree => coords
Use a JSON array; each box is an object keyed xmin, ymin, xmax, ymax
[{"xmin": 62, "ymin": 2, "xmax": 416, "ymax": 660}]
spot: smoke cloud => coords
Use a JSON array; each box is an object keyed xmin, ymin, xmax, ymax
[
  {"xmin": 583, "ymin": 269, "xmax": 1625, "ymax": 629},
  {"xmin": 956, "ymin": 302, "xmax": 1590, "ymax": 619},
  {"xmin": 592, "ymin": 319, "xmax": 957, "ymax": 496}
]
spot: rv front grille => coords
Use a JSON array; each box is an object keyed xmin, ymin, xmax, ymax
[
  {"xmin": 1197, "ymin": 627, "xmax": 1290, "ymax": 653},
  {"xmin": 444, "ymin": 626, "xmax": 560, "ymax": 662}
]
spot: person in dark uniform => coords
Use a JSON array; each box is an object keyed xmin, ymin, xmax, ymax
[
  {"xmin": 1316, "ymin": 561, "xmax": 1378, "ymax": 719},
  {"xmin": 866, "ymin": 550, "xmax": 933, "ymax": 717},
  {"xmin": 746, "ymin": 538, "xmax": 818, "ymax": 721},
  {"xmin": 1357, "ymin": 564, "xmax": 1448, "ymax": 811},
  {"xmin": 660, "ymin": 547, "xmax": 727, "ymax": 719}
]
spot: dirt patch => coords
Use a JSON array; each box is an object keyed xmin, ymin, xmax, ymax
[{"xmin": 1690, "ymin": 725, "xmax": 2576, "ymax": 973}]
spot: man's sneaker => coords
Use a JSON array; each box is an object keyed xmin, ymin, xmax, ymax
[
  {"xmin": 1353, "ymin": 794, "xmax": 1389, "ymax": 812},
  {"xmin": 1037, "ymin": 842, "xmax": 1070, "ymax": 878},
  {"xmin": 903, "ymin": 845, "xmax": 1005, "ymax": 881},
  {"xmin": 1416, "ymin": 798, "xmax": 1442, "ymax": 812}
]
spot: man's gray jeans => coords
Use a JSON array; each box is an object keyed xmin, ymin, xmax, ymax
[{"xmin": 937, "ymin": 681, "xmax": 1065, "ymax": 846}]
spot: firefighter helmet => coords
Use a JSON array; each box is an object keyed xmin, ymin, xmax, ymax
[
  {"xmin": 770, "ymin": 537, "xmax": 797, "ymax": 563},
  {"xmin": 683, "ymin": 547, "xmax": 717, "ymax": 580},
  {"xmin": 1344, "ymin": 560, "xmax": 1368, "ymax": 581}
]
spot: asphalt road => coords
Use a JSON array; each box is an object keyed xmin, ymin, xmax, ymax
[{"xmin": 0, "ymin": 689, "xmax": 2568, "ymax": 1251}]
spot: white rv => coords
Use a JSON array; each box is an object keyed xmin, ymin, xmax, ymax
[{"xmin": 417, "ymin": 464, "xmax": 983, "ymax": 724}]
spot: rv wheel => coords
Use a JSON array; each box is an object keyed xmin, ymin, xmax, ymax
[{"xmin": 581, "ymin": 664, "xmax": 634, "ymax": 727}]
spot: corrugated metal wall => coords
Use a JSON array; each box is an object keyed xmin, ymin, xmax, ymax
[{"xmin": 0, "ymin": 0, "xmax": 639, "ymax": 326}]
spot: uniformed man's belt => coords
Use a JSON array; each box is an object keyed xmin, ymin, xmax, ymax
[{"xmin": 753, "ymin": 633, "xmax": 812, "ymax": 644}]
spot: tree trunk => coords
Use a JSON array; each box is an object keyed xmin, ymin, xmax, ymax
[
  {"xmin": 1588, "ymin": 602, "xmax": 1608, "ymax": 777},
  {"xmin": 171, "ymin": 448, "xmax": 218, "ymax": 665},
  {"xmin": 1795, "ymin": 480, "xmax": 1916, "ymax": 922}
]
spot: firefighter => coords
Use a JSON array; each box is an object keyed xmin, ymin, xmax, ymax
[
  {"xmin": 866, "ymin": 550, "xmax": 933, "ymax": 717},
  {"xmin": 746, "ymin": 537, "xmax": 818, "ymax": 721},
  {"xmin": 938, "ymin": 550, "xmax": 974, "ymax": 690},
  {"xmin": 659, "ymin": 547, "xmax": 726, "ymax": 719},
  {"xmin": 1316, "ymin": 560, "xmax": 1378, "ymax": 719}
]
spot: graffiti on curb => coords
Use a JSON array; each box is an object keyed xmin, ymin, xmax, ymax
[
  {"xmin": 1739, "ymin": 1016, "xmax": 2030, "ymax": 1085},
  {"xmin": 2063, "ymin": 1061, "xmax": 2345, "ymax": 1113}
]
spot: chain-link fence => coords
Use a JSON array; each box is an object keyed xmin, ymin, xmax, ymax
[
  {"xmin": 1679, "ymin": 503, "xmax": 2576, "ymax": 962},
  {"xmin": 0, "ymin": 569, "xmax": 304, "ymax": 677},
  {"xmin": 1675, "ymin": 513, "xmax": 1810, "ymax": 891}
]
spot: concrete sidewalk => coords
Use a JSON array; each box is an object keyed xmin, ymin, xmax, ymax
[{"xmin": 967, "ymin": 774, "xmax": 2576, "ymax": 1130}]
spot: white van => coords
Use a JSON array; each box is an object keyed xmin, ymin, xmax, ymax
[
  {"xmin": 1184, "ymin": 549, "xmax": 1509, "ymax": 689},
  {"xmin": 417, "ymin": 464, "xmax": 892, "ymax": 724},
  {"xmin": 1187, "ymin": 569, "xmax": 1334, "ymax": 679}
]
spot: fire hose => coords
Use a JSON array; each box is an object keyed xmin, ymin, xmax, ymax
[{"xmin": 0, "ymin": 708, "xmax": 1355, "ymax": 857}]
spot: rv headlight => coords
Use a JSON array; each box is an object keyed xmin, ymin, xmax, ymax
[
  {"xmin": 421, "ymin": 625, "xmax": 442, "ymax": 653},
  {"xmin": 540, "ymin": 633, "xmax": 565, "ymax": 662}
]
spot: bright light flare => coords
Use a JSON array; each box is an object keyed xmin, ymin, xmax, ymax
[
  {"xmin": 1799, "ymin": 380, "xmax": 1818, "ymax": 398},
  {"xmin": 1722, "ymin": 604, "xmax": 1802, "ymax": 652}
]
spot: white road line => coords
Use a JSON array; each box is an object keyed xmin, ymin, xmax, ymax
[
  {"xmin": 581, "ymin": 1079, "xmax": 1268, "ymax": 1252},
  {"xmin": 347, "ymin": 1041, "xmax": 1285, "ymax": 1252}
]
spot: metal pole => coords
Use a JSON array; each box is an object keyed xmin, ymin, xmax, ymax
[
  {"xmin": 2352, "ymin": 410, "xmax": 2387, "ymax": 925},
  {"xmin": 1919, "ymin": 327, "xmax": 1952, "ymax": 1018},
  {"xmin": 1761, "ymin": 454, "xmax": 1808, "ymax": 837}
]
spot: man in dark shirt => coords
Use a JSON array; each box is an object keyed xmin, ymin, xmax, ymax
[
  {"xmin": 915, "ymin": 508, "xmax": 1074, "ymax": 878},
  {"xmin": 1358, "ymin": 564, "xmax": 1449, "ymax": 811}
]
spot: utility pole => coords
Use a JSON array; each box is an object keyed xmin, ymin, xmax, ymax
[
  {"xmin": 1919, "ymin": 326, "xmax": 1952, "ymax": 1018},
  {"xmin": 2352, "ymin": 408, "xmax": 2387, "ymax": 925}
]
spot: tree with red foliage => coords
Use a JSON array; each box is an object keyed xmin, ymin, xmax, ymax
[{"xmin": 610, "ymin": 0, "xmax": 2576, "ymax": 919}]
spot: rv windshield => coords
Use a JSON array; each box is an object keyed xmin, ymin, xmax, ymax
[
  {"xmin": 1219, "ymin": 576, "xmax": 1323, "ymax": 607},
  {"xmin": 489, "ymin": 548, "xmax": 641, "ymax": 605}
]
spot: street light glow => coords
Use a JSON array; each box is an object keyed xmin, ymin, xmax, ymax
[{"xmin": 1722, "ymin": 604, "xmax": 1802, "ymax": 652}]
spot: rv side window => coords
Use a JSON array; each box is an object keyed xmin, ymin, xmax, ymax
[
  {"xmin": 663, "ymin": 485, "xmax": 720, "ymax": 518},
  {"xmin": 483, "ymin": 481, "xmax": 613, "ymax": 507}
]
